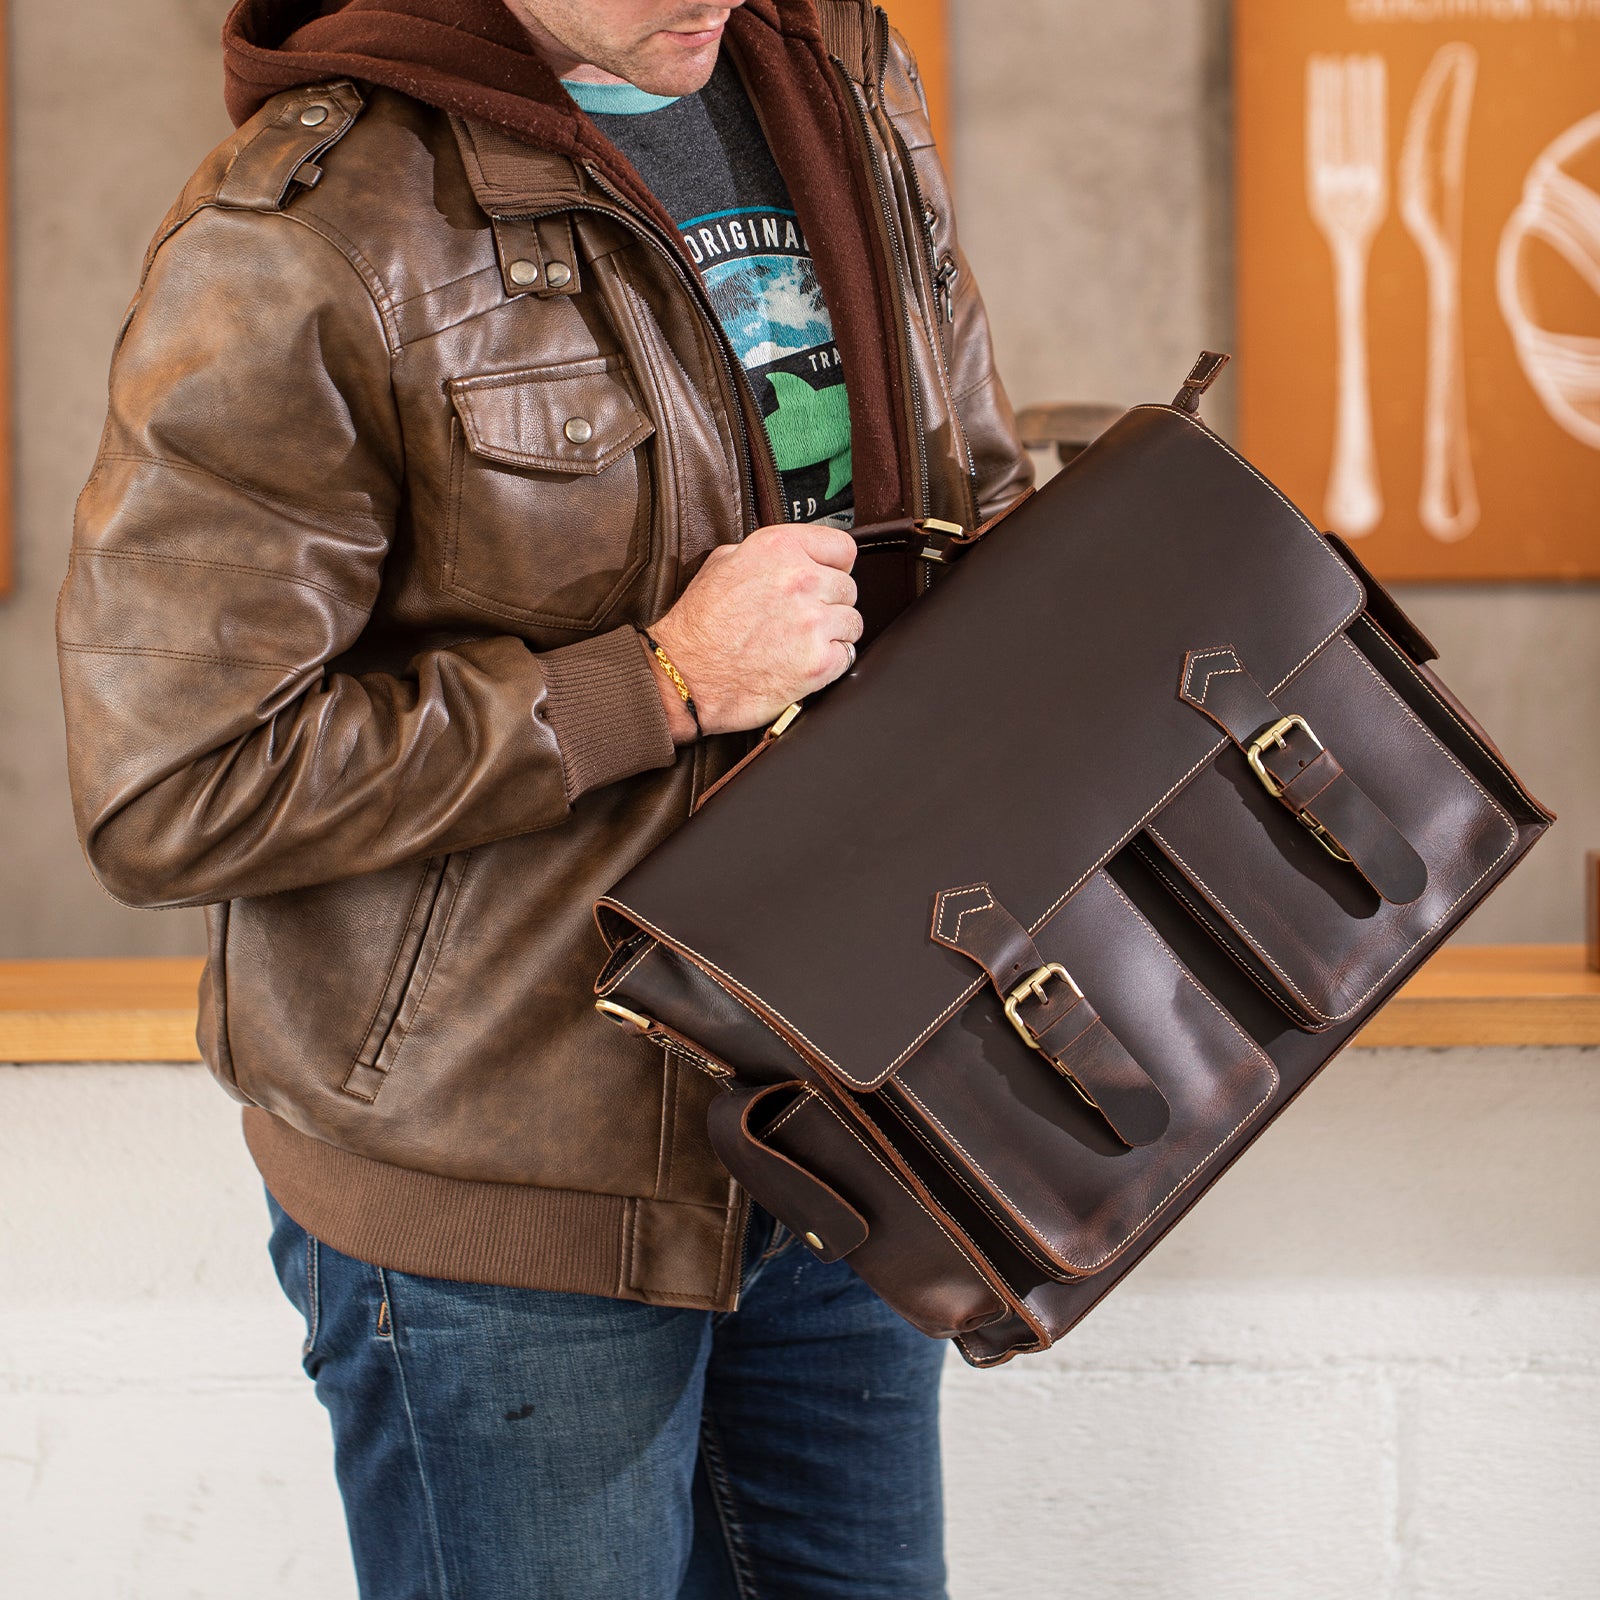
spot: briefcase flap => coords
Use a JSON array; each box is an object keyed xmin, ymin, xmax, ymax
[{"xmin": 597, "ymin": 406, "xmax": 1363, "ymax": 1092}]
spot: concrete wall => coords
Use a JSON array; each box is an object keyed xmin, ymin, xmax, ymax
[
  {"xmin": 0, "ymin": 0, "xmax": 1594, "ymax": 959},
  {"xmin": 2, "ymin": 6, "xmax": 1598, "ymax": 1592},
  {"xmin": 949, "ymin": 0, "xmax": 1597, "ymax": 946},
  {"xmin": 5, "ymin": 1050, "xmax": 1597, "ymax": 1598}
]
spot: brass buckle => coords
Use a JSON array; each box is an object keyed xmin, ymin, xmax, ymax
[
  {"xmin": 1244, "ymin": 715, "xmax": 1353, "ymax": 864},
  {"xmin": 1002, "ymin": 963, "xmax": 1083, "ymax": 1052},
  {"xmin": 595, "ymin": 998, "xmax": 655, "ymax": 1033},
  {"xmin": 916, "ymin": 517, "xmax": 970, "ymax": 563},
  {"xmin": 1245, "ymin": 714, "xmax": 1319, "ymax": 796}
]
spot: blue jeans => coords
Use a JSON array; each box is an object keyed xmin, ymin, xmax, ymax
[{"xmin": 266, "ymin": 1190, "xmax": 948, "ymax": 1599}]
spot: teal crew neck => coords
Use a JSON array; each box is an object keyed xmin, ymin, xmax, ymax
[{"xmin": 562, "ymin": 78, "xmax": 682, "ymax": 116}]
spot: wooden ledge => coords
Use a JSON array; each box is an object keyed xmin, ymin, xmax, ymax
[
  {"xmin": 0, "ymin": 947, "xmax": 1597, "ymax": 1063},
  {"xmin": 0, "ymin": 959, "xmax": 206, "ymax": 1062},
  {"xmin": 1351, "ymin": 944, "xmax": 1600, "ymax": 1048}
]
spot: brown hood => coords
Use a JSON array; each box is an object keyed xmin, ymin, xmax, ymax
[
  {"xmin": 221, "ymin": 0, "xmax": 910, "ymax": 523},
  {"xmin": 226, "ymin": 1, "xmax": 600, "ymax": 160}
]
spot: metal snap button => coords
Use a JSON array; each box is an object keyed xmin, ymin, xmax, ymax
[
  {"xmin": 507, "ymin": 258, "xmax": 540, "ymax": 287},
  {"xmin": 299, "ymin": 105, "xmax": 330, "ymax": 127},
  {"xmin": 804, "ymin": 1231, "xmax": 825, "ymax": 1251},
  {"xmin": 544, "ymin": 261, "xmax": 573, "ymax": 288},
  {"xmin": 564, "ymin": 417, "xmax": 593, "ymax": 444}
]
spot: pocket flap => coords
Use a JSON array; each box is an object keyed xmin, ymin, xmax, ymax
[{"xmin": 448, "ymin": 356, "xmax": 655, "ymax": 475}]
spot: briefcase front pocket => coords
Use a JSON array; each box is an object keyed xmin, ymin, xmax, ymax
[
  {"xmin": 885, "ymin": 870, "xmax": 1278, "ymax": 1278},
  {"xmin": 1137, "ymin": 626, "xmax": 1519, "ymax": 1029}
]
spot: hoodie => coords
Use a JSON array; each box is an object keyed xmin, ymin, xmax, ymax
[{"xmin": 219, "ymin": 0, "xmax": 911, "ymax": 524}]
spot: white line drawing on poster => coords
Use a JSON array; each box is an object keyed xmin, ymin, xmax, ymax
[
  {"xmin": 1308, "ymin": 53, "xmax": 1388, "ymax": 537},
  {"xmin": 1399, "ymin": 43, "xmax": 1479, "ymax": 541},
  {"xmin": 1497, "ymin": 110, "xmax": 1600, "ymax": 451}
]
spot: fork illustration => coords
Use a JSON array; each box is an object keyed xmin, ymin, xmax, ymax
[{"xmin": 1307, "ymin": 54, "xmax": 1388, "ymax": 537}]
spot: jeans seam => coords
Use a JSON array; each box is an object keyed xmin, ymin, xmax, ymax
[
  {"xmin": 699, "ymin": 1410, "xmax": 762, "ymax": 1600},
  {"xmin": 374, "ymin": 1266, "xmax": 453, "ymax": 1600},
  {"xmin": 756, "ymin": 1220, "xmax": 791, "ymax": 1264},
  {"xmin": 304, "ymin": 1233, "xmax": 321, "ymax": 1357}
]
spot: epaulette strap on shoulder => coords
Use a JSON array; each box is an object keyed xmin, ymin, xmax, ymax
[{"xmin": 215, "ymin": 80, "xmax": 365, "ymax": 214}]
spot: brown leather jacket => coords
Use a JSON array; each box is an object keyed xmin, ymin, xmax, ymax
[{"xmin": 58, "ymin": 3, "xmax": 1031, "ymax": 1308}]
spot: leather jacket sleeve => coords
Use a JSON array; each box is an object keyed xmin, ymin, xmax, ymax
[
  {"xmin": 57, "ymin": 204, "xmax": 675, "ymax": 911},
  {"xmin": 883, "ymin": 26, "xmax": 1034, "ymax": 524}
]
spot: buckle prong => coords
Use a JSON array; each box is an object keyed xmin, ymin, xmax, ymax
[
  {"xmin": 1245, "ymin": 714, "xmax": 1321, "ymax": 797},
  {"xmin": 1244, "ymin": 714, "xmax": 1354, "ymax": 864},
  {"xmin": 1003, "ymin": 962, "xmax": 1083, "ymax": 1052}
]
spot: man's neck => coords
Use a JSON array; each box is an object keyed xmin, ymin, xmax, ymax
[{"xmin": 512, "ymin": 10, "xmax": 629, "ymax": 88}]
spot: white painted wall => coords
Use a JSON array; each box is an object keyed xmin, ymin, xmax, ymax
[{"xmin": 4, "ymin": 1051, "xmax": 1596, "ymax": 1598}]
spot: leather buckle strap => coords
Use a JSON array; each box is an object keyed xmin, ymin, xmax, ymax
[
  {"xmin": 1179, "ymin": 645, "xmax": 1427, "ymax": 905},
  {"xmin": 931, "ymin": 884, "xmax": 1170, "ymax": 1147},
  {"xmin": 1002, "ymin": 963, "xmax": 1082, "ymax": 1047},
  {"xmin": 1244, "ymin": 715, "xmax": 1354, "ymax": 864}
]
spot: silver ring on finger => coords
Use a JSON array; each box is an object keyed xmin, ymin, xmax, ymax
[{"xmin": 841, "ymin": 641, "xmax": 857, "ymax": 672}]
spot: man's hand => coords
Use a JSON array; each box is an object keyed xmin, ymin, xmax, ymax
[{"xmin": 647, "ymin": 523, "xmax": 862, "ymax": 738}]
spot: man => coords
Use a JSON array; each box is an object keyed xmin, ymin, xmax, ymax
[{"xmin": 57, "ymin": 0, "xmax": 1031, "ymax": 1592}]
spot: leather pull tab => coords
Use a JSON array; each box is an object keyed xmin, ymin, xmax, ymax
[
  {"xmin": 931, "ymin": 883, "xmax": 1170, "ymax": 1148},
  {"xmin": 706, "ymin": 1083, "xmax": 869, "ymax": 1263},
  {"xmin": 930, "ymin": 883, "xmax": 1049, "ymax": 996},
  {"xmin": 1025, "ymin": 986, "xmax": 1172, "ymax": 1148},
  {"xmin": 1173, "ymin": 351, "xmax": 1230, "ymax": 414},
  {"xmin": 1178, "ymin": 645, "xmax": 1428, "ymax": 905}
]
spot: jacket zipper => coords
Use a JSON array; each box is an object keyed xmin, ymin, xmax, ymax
[
  {"xmin": 881, "ymin": 107, "xmax": 979, "ymax": 513},
  {"xmin": 499, "ymin": 180, "xmax": 777, "ymax": 1307},
  {"xmin": 497, "ymin": 172, "xmax": 782, "ymax": 538},
  {"xmin": 830, "ymin": 29, "xmax": 931, "ymax": 519},
  {"xmin": 726, "ymin": 1186, "xmax": 754, "ymax": 1310},
  {"xmin": 858, "ymin": 2, "xmax": 978, "ymax": 522}
]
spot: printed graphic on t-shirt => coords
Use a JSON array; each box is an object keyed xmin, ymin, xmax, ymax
[
  {"xmin": 683, "ymin": 206, "xmax": 852, "ymax": 523},
  {"xmin": 567, "ymin": 57, "xmax": 854, "ymax": 526}
]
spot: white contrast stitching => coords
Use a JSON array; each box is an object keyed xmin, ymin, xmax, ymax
[
  {"xmin": 1146, "ymin": 634, "xmax": 1518, "ymax": 1022},
  {"xmin": 883, "ymin": 1088, "xmax": 1067, "ymax": 1273},
  {"xmin": 892, "ymin": 872, "xmax": 1277, "ymax": 1274},
  {"xmin": 804, "ymin": 1094, "xmax": 1011, "ymax": 1290},
  {"xmin": 1353, "ymin": 616, "xmax": 1544, "ymax": 813},
  {"xmin": 1131, "ymin": 839, "xmax": 1324, "ymax": 1026},
  {"xmin": 596, "ymin": 409, "xmax": 1368, "ymax": 1090},
  {"xmin": 761, "ymin": 1091, "xmax": 815, "ymax": 1140},
  {"xmin": 607, "ymin": 937, "xmax": 659, "ymax": 991},
  {"xmin": 1183, "ymin": 647, "xmax": 1242, "ymax": 704},
  {"xmin": 932, "ymin": 883, "xmax": 994, "ymax": 946}
]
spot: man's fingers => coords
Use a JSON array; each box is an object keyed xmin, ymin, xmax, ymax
[
  {"xmin": 815, "ymin": 570, "xmax": 857, "ymax": 608},
  {"xmin": 792, "ymin": 524, "xmax": 858, "ymax": 572},
  {"xmin": 828, "ymin": 604, "xmax": 865, "ymax": 643}
]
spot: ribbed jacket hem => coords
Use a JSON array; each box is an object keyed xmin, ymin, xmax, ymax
[
  {"xmin": 242, "ymin": 1107, "xmax": 738, "ymax": 1309},
  {"xmin": 539, "ymin": 626, "xmax": 677, "ymax": 802}
]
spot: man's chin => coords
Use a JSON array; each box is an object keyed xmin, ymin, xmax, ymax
[{"xmin": 623, "ymin": 37, "xmax": 723, "ymax": 97}]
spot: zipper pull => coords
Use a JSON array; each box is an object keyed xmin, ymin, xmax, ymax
[{"xmin": 935, "ymin": 255, "xmax": 959, "ymax": 322}]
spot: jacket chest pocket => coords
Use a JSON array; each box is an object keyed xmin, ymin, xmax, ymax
[{"xmin": 443, "ymin": 354, "xmax": 656, "ymax": 629}]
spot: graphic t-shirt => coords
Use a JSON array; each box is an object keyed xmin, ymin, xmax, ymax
[{"xmin": 566, "ymin": 63, "xmax": 854, "ymax": 526}]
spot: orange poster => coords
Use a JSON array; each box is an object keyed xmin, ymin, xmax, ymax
[
  {"xmin": 886, "ymin": 0, "xmax": 949, "ymax": 151},
  {"xmin": 1235, "ymin": 0, "xmax": 1600, "ymax": 579}
]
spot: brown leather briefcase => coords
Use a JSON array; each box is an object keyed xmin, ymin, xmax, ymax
[{"xmin": 593, "ymin": 354, "xmax": 1553, "ymax": 1366}]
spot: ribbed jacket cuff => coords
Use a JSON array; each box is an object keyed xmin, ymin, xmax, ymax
[{"xmin": 539, "ymin": 625, "xmax": 677, "ymax": 802}]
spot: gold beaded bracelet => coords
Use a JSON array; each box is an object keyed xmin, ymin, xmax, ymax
[{"xmin": 641, "ymin": 630, "xmax": 702, "ymax": 737}]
